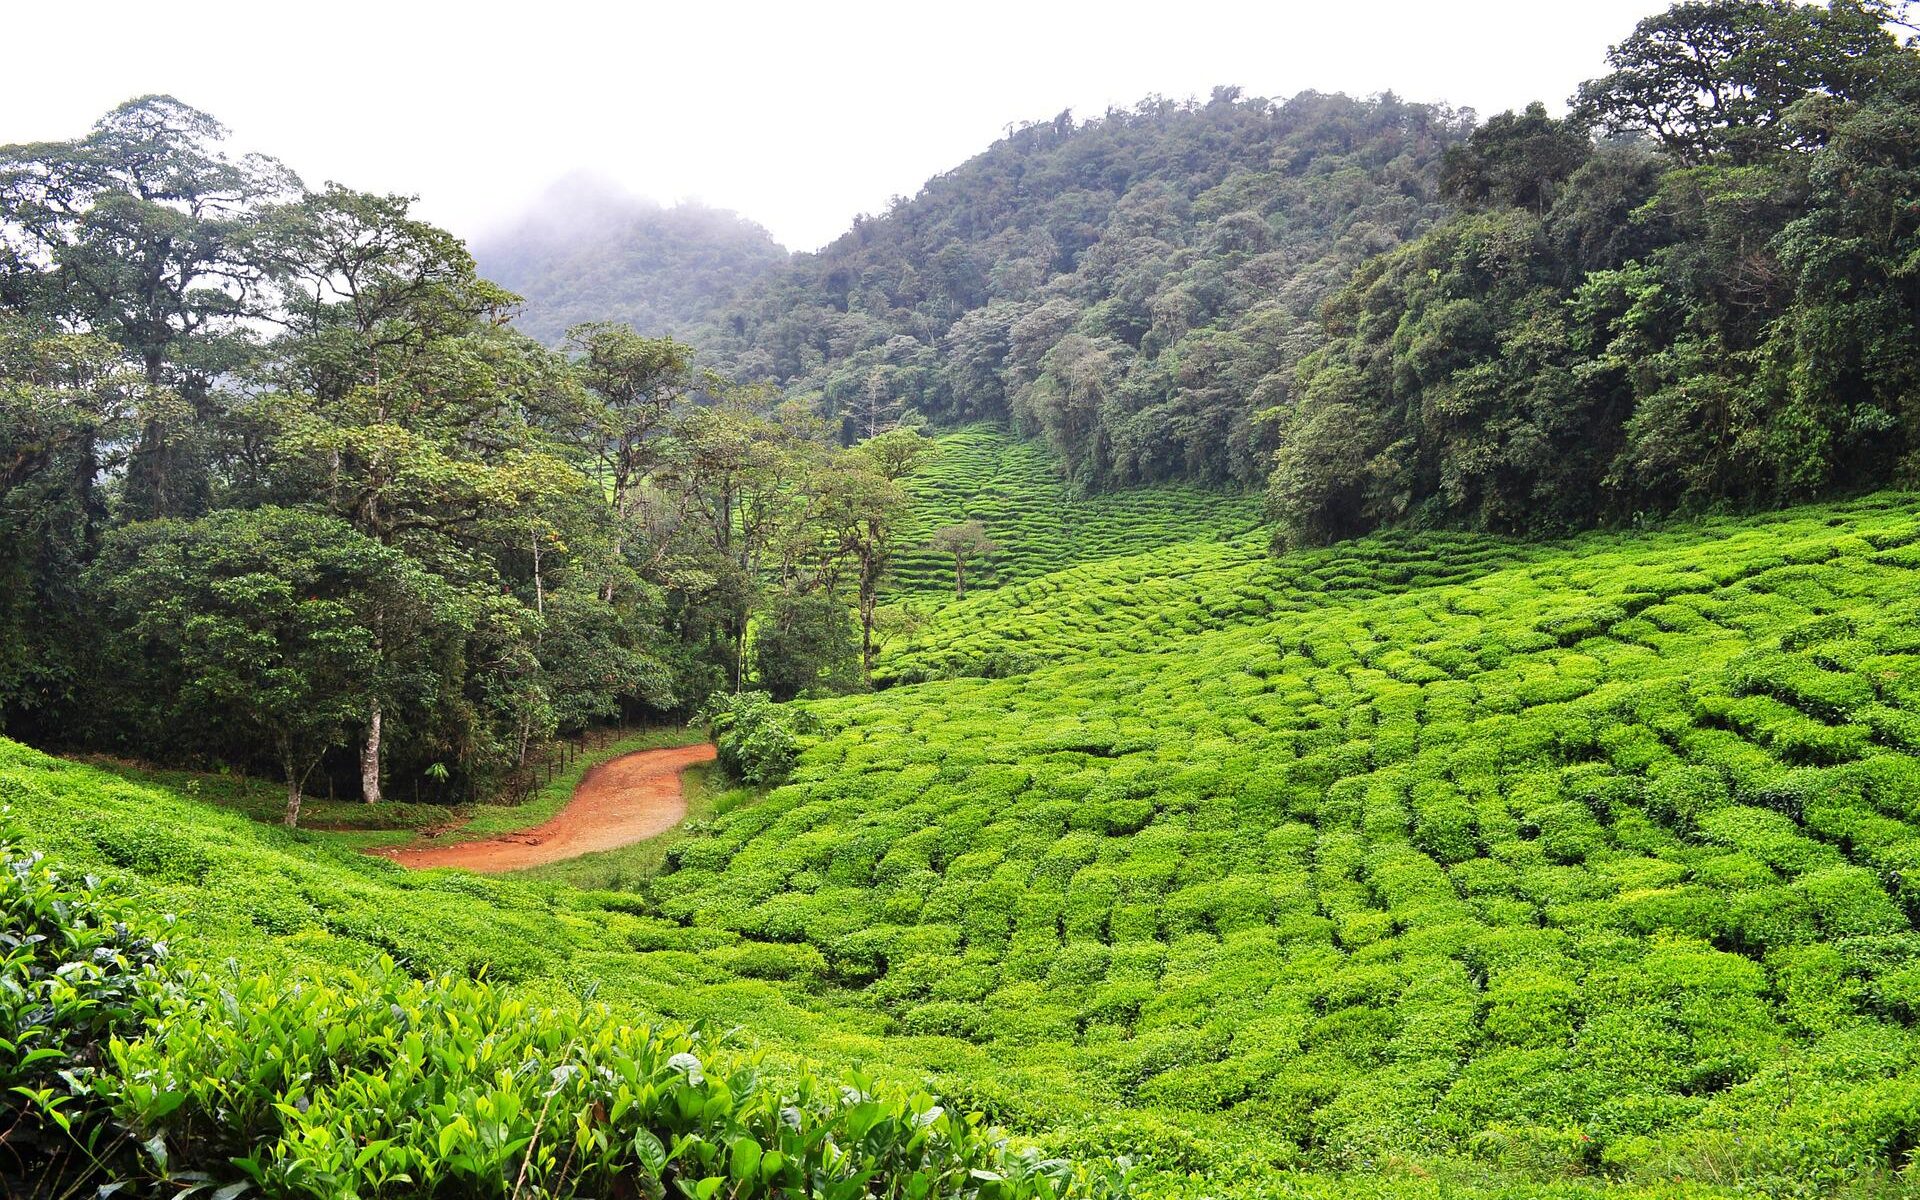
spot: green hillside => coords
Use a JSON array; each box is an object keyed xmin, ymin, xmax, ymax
[
  {"xmin": 880, "ymin": 523, "xmax": 1546, "ymax": 686},
  {"xmin": 651, "ymin": 491, "xmax": 1920, "ymax": 1194},
  {"xmin": 889, "ymin": 425, "xmax": 1263, "ymax": 599},
  {"xmin": 0, "ymin": 740, "xmax": 1119, "ymax": 1197},
  {"xmin": 8, "ymin": 8, "xmax": 1920, "ymax": 1198},
  {"xmin": 11, "ymin": 490, "xmax": 1920, "ymax": 1196}
]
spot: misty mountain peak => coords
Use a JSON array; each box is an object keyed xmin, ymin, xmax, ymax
[{"xmin": 474, "ymin": 176, "xmax": 788, "ymax": 344}]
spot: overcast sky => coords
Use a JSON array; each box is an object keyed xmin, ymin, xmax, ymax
[{"xmin": 4, "ymin": 1, "xmax": 1670, "ymax": 251}]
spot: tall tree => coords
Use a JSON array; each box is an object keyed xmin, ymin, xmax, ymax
[
  {"xmin": 564, "ymin": 322, "xmax": 705, "ymax": 594},
  {"xmin": 670, "ymin": 397, "xmax": 812, "ymax": 690},
  {"xmin": 0, "ymin": 319, "xmax": 141, "ymax": 729},
  {"xmin": 0, "ymin": 95, "xmax": 295, "ymax": 517},
  {"xmin": 91, "ymin": 508, "xmax": 447, "ymax": 826},
  {"xmin": 257, "ymin": 186, "xmax": 580, "ymax": 803},
  {"xmin": 1573, "ymin": 0, "xmax": 1910, "ymax": 164},
  {"xmin": 817, "ymin": 441, "xmax": 920, "ymax": 684},
  {"xmin": 1440, "ymin": 103, "xmax": 1593, "ymax": 212},
  {"xmin": 929, "ymin": 519, "xmax": 997, "ymax": 598}
]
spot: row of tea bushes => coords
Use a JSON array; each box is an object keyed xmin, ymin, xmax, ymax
[
  {"xmin": 888, "ymin": 425, "xmax": 1262, "ymax": 599},
  {"xmin": 641, "ymin": 493, "xmax": 1920, "ymax": 1194},
  {"xmin": 0, "ymin": 835, "xmax": 1122, "ymax": 1198},
  {"xmin": 878, "ymin": 527, "xmax": 1546, "ymax": 685}
]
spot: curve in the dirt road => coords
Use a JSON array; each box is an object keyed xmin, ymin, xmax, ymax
[{"xmin": 374, "ymin": 742, "xmax": 717, "ymax": 873}]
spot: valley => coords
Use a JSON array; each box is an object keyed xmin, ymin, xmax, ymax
[
  {"xmin": 5, "ymin": 2, "xmax": 1920, "ymax": 1195},
  {"xmin": 7, "ymin": 458, "xmax": 1920, "ymax": 1195}
]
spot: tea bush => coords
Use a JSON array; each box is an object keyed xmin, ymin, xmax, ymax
[
  {"xmin": 702, "ymin": 691, "xmax": 803, "ymax": 786},
  {"xmin": 0, "ymin": 842, "xmax": 1120, "ymax": 1198},
  {"xmin": 0, "ymin": 844, "xmax": 170, "ymax": 1182},
  {"xmin": 99, "ymin": 966, "xmax": 1108, "ymax": 1198}
]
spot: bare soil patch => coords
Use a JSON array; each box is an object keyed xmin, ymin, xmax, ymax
[{"xmin": 373, "ymin": 743, "xmax": 716, "ymax": 873}]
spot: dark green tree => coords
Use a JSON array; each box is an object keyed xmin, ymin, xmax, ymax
[
  {"xmin": 1573, "ymin": 0, "xmax": 1910, "ymax": 164},
  {"xmin": 90, "ymin": 508, "xmax": 450, "ymax": 825},
  {"xmin": 0, "ymin": 95, "xmax": 295, "ymax": 518}
]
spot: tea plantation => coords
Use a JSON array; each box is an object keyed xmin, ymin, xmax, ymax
[
  {"xmin": 9, "ymin": 489, "xmax": 1920, "ymax": 1197},
  {"xmin": 888, "ymin": 426, "xmax": 1263, "ymax": 599},
  {"xmin": 663, "ymin": 492, "xmax": 1920, "ymax": 1194}
]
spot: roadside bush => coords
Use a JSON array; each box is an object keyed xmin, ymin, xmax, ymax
[{"xmin": 700, "ymin": 691, "xmax": 802, "ymax": 786}]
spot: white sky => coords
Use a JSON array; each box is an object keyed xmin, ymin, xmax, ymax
[{"xmin": 3, "ymin": 1, "xmax": 1670, "ymax": 251}]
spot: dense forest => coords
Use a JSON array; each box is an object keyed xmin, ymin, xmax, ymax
[
  {"xmin": 645, "ymin": 0, "xmax": 1920, "ymax": 534},
  {"xmin": 1271, "ymin": 0, "xmax": 1920, "ymax": 542},
  {"xmin": 695, "ymin": 88, "xmax": 1468, "ymax": 485},
  {"xmin": 473, "ymin": 179, "xmax": 788, "ymax": 345},
  {"xmin": 0, "ymin": 103, "xmax": 933, "ymax": 814}
]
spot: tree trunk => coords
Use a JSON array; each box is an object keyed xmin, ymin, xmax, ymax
[
  {"xmin": 282, "ymin": 737, "xmax": 303, "ymax": 828},
  {"xmin": 859, "ymin": 556, "xmax": 878, "ymax": 685},
  {"xmin": 360, "ymin": 696, "xmax": 382, "ymax": 804},
  {"xmin": 531, "ymin": 519, "xmax": 545, "ymax": 616},
  {"xmin": 954, "ymin": 555, "xmax": 966, "ymax": 599}
]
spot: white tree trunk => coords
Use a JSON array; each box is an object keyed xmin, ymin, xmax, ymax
[
  {"xmin": 282, "ymin": 736, "xmax": 303, "ymax": 827},
  {"xmin": 360, "ymin": 697, "xmax": 382, "ymax": 804}
]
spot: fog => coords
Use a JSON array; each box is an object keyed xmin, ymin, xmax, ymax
[{"xmin": 4, "ymin": 0, "xmax": 1673, "ymax": 250}]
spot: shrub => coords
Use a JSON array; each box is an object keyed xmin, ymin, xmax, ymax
[
  {"xmin": 0, "ymin": 843, "xmax": 170, "ymax": 1178},
  {"xmin": 700, "ymin": 691, "xmax": 802, "ymax": 786}
]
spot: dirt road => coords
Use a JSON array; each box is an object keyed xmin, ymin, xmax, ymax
[{"xmin": 375, "ymin": 742, "xmax": 716, "ymax": 873}]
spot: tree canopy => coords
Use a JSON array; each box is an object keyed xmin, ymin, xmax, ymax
[{"xmin": 1270, "ymin": 0, "xmax": 1920, "ymax": 545}]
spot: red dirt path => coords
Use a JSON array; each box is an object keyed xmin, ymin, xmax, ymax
[{"xmin": 373, "ymin": 743, "xmax": 716, "ymax": 873}]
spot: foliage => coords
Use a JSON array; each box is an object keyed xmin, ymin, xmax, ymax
[
  {"xmin": 696, "ymin": 91, "xmax": 1467, "ymax": 486},
  {"xmin": 0, "ymin": 316, "xmax": 142, "ymax": 723},
  {"xmin": 0, "ymin": 842, "xmax": 169, "ymax": 1183},
  {"xmin": 1270, "ymin": 2, "xmax": 1920, "ymax": 544},
  {"xmin": 753, "ymin": 588, "xmax": 858, "ymax": 701},
  {"xmin": 656, "ymin": 491, "xmax": 1920, "ymax": 1195},
  {"xmin": 929, "ymin": 520, "xmax": 999, "ymax": 598},
  {"xmin": 88, "ymin": 507, "xmax": 455, "ymax": 824},
  {"xmin": 12, "ymin": 9, "xmax": 1920, "ymax": 1198},
  {"xmin": 0, "ymin": 94, "xmax": 298, "ymax": 519},
  {"xmin": 701, "ymin": 691, "xmax": 803, "ymax": 786},
  {"xmin": 0, "ymin": 846, "xmax": 1115, "ymax": 1200},
  {"xmin": 0, "ymin": 98, "xmax": 942, "ymax": 804},
  {"xmin": 1571, "ymin": 0, "xmax": 1910, "ymax": 164}
]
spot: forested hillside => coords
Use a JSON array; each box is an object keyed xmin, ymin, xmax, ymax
[
  {"xmin": 1270, "ymin": 0, "xmax": 1920, "ymax": 542},
  {"xmin": 0, "ymin": 102, "xmax": 943, "ymax": 805},
  {"xmin": 473, "ymin": 179, "xmax": 788, "ymax": 345},
  {"xmin": 696, "ymin": 90, "xmax": 1467, "ymax": 485},
  {"xmin": 679, "ymin": 0, "xmax": 1920, "ymax": 542}
]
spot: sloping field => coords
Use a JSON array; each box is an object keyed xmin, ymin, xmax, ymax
[
  {"xmin": 888, "ymin": 425, "xmax": 1263, "ymax": 598},
  {"xmin": 659, "ymin": 493, "xmax": 1920, "ymax": 1192},
  {"xmin": 9, "ymin": 491, "xmax": 1920, "ymax": 1196}
]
